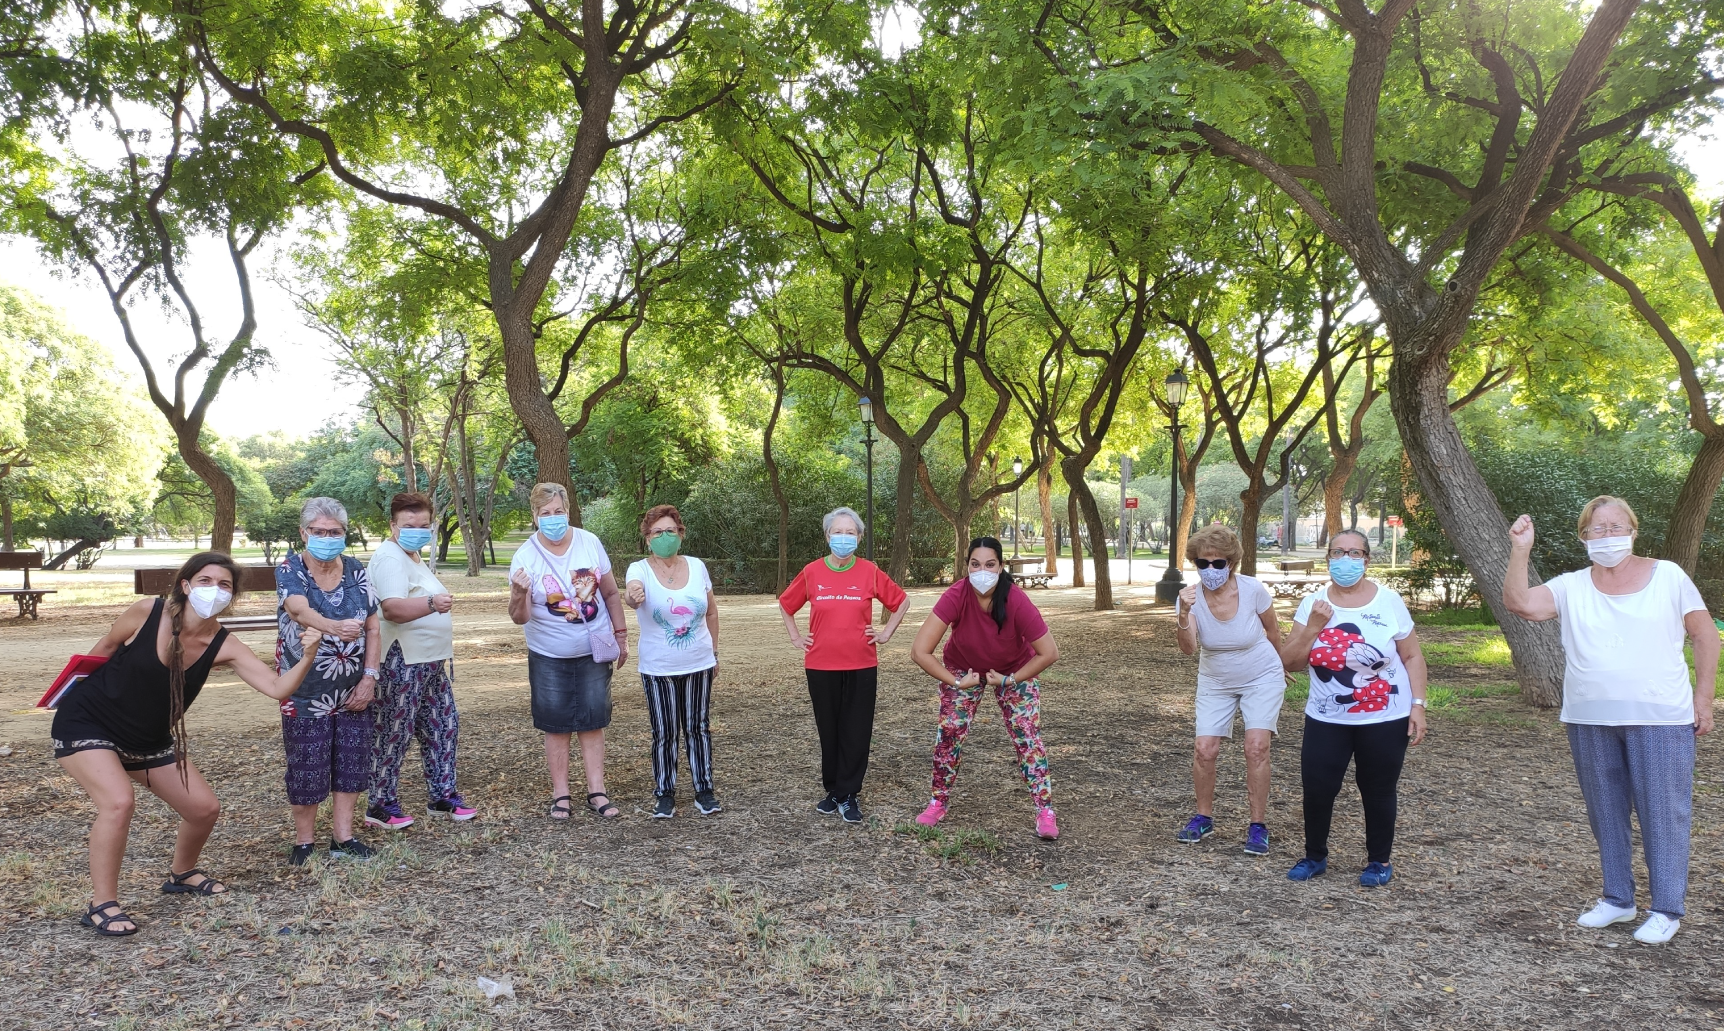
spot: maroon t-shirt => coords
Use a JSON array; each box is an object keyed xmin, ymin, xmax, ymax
[{"xmin": 931, "ymin": 580, "xmax": 1049, "ymax": 676}]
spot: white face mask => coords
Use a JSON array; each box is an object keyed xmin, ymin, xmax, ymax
[
  {"xmin": 1585, "ymin": 535, "xmax": 1634, "ymax": 568},
  {"xmin": 968, "ymin": 569, "xmax": 1000, "ymax": 594},
  {"xmin": 187, "ymin": 585, "xmax": 233, "ymax": 619}
]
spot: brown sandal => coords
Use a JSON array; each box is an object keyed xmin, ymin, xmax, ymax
[
  {"xmin": 548, "ymin": 795, "xmax": 573, "ymax": 820},
  {"xmin": 162, "ymin": 868, "xmax": 227, "ymax": 895},
  {"xmin": 80, "ymin": 901, "xmax": 138, "ymax": 936},
  {"xmin": 586, "ymin": 792, "xmax": 621, "ymax": 819}
]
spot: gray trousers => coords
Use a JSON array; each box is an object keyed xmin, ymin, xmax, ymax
[{"xmin": 1566, "ymin": 723, "xmax": 1695, "ymax": 918}]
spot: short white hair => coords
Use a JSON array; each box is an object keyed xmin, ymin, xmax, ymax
[
  {"xmin": 823, "ymin": 506, "xmax": 864, "ymax": 536},
  {"xmin": 300, "ymin": 496, "xmax": 349, "ymax": 530}
]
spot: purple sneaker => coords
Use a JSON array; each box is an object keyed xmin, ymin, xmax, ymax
[
  {"xmin": 365, "ymin": 802, "xmax": 415, "ymax": 831},
  {"xmin": 1176, "ymin": 814, "xmax": 1214, "ymax": 844},
  {"xmin": 1243, "ymin": 822, "xmax": 1270, "ymax": 855}
]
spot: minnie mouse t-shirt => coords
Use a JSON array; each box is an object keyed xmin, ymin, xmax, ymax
[{"xmin": 1293, "ymin": 581, "xmax": 1415, "ymax": 726}]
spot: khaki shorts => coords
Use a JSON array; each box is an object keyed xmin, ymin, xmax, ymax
[{"xmin": 1195, "ymin": 678, "xmax": 1286, "ymax": 738}]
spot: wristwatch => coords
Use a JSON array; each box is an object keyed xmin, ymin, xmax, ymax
[{"xmin": 1411, "ymin": 697, "xmax": 1427, "ymax": 708}]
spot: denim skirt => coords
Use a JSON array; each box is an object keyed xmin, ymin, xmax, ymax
[{"xmin": 528, "ymin": 651, "xmax": 614, "ymax": 733}]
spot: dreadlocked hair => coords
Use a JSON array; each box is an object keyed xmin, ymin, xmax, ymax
[
  {"xmin": 163, "ymin": 551, "xmax": 242, "ymax": 781},
  {"xmin": 968, "ymin": 536, "xmax": 1013, "ymax": 631}
]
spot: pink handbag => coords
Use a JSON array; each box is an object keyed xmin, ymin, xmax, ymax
[{"xmin": 530, "ymin": 535, "xmax": 620, "ymax": 664}]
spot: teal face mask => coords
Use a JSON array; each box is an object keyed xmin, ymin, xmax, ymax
[
  {"xmin": 1329, "ymin": 556, "xmax": 1367, "ymax": 587},
  {"xmin": 538, "ymin": 515, "xmax": 570, "ymax": 542},
  {"xmin": 306, "ymin": 535, "xmax": 346, "ymax": 561},
  {"xmin": 397, "ymin": 527, "xmax": 433, "ymax": 551}
]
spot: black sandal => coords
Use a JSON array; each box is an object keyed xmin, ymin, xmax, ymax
[
  {"xmin": 586, "ymin": 792, "xmax": 621, "ymax": 819},
  {"xmin": 80, "ymin": 901, "xmax": 138, "ymax": 937},
  {"xmin": 548, "ymin": 795, "xmax": 573, "ymax": 820},
  {"xmin": 162, "ymin": 868, "xmax": 227, "ymax": 896}
]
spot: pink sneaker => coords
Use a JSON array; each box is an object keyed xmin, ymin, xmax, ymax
[
  {"xmin": 915, "ymin": 801, "xmax": 947, "ymax": 827},
  {"xmin": 427, "ymin": 793, "xmax": 477, "ymax": 821},
  {"xmin": 1035, "ymin": 807, "xmax": 1060, "ymax": 840},
  {"xmin": 365, "ymin": 802, "xmax": 415, "ymax": 831}
]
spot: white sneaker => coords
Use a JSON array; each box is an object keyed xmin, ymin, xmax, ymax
[
  {"xmin": 1633, "ymin": 912, "xmax": 1680, "ymax": 945},
  {"xmin": 1576, "ymin": 899, "xmax": 1637, "ymax": 929}
]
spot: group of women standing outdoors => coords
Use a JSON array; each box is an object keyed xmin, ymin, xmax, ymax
[
  {"xmin": 48, "ymin": 484, "xmax": 1718, "ymax": 950},
  {"xmin": 1176, "ymin": 495, "xmax": 1716, "ymax": 945}
]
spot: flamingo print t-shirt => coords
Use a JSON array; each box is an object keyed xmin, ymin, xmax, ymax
[
  {"xmin": 627, "ymin": 556, "xmax": 716, "ymax": 676},
  {"xmin": 507, "ymin": 528, "xmax": 615, "ymax": 659},
  {"xmin": 1293, "ymin": 581, "xmax": 1415, "ymax": 726},
  {"xmin": 275, "ymin": 552, "xmax": 379, "ymax": 718}
]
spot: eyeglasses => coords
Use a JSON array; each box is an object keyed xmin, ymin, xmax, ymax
[
  {"xmin": 1193, "ymin": 558, "xmax": 1228, "ymax": 570},
  {"xmin": 1582, "ymin": 524, "xmax": 1632, "ymax": 539},
  {"xmin": 1328, "ymin": 548, "xmax": 1368, "ymax": 560},
  {"xmin": 306, "ymin": 528, "xmax": 345, "ymax": 539},
  {"xmin": 650, "ymin": 529, "xmax": 679, "ymax": 538}
]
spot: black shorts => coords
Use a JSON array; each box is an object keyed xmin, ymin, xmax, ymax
[{"xmin": 50, "ymin": 710, "xmax": 175, "ymax": 771}]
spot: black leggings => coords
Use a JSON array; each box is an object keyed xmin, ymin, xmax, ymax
[
  {"xmin": 804, "ymin": 667, "xmax": 878, "ymax": 799},
  {"xmin": 1301, "ymin": 715, "xmax": 1410, "ymax": 864}
]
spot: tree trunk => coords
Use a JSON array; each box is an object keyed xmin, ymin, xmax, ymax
[
  {"xmin": 397, "ymin": 405, "xmax": 416, "ymax": 495},
  {"xmin": 179, "ymin": 432, "xmax": 237, "ymax": 553},
  {"xmin": 43, "ymin": 538, "xmax": 100, "ymax": 570},
  {"xmin": 1322, "ymin": 453, "xmax": 1356, "ymax": 540},
  {"xmin": 1037, "ymin": 465, "xmax": 1057, "ymax": 577},
  {"xmin": 1390, "ymin": 344, "xmax": 1566, "ymax": 707},
  {"xmin": 1176, "ymin": 477, "xmax": 1199, "ymax": 568},
  {"xmin": 764, "ymin": 367, "xmax": 790, "ymax": 592},
  {"xmin": 497, "ymin": 304, "xmax": 581, "ymax": 524},
  {"xmin": 1663, "ymin": 429, "xmax": 1724, "ymax": 574},
  {"xmin": 1064, "ymin": 459, "xmax": 1111, "ymax": 608},
  {"xmin": 1066, "ymin": 492, "xmax": 1085, "ymax": 588},
  {"xmin": 1, "ymin": 493, "xmax": 12, "ymax": 551},
  {"xmin": 886, "ymin": 449, "xmax": 918, "ymax": 583},
  {"xmin": 1237, "ymin": 480, "xmax": 1266, "ymax": 574}
]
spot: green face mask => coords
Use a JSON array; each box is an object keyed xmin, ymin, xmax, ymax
[{"xmin": 648, "ymin": 531, "xmax": 682, "ymax": 558}]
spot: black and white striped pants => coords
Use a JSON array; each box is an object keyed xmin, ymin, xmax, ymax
[{"xmin": 640, "ymin": 667, "xmax": 716, "ymax": 796}]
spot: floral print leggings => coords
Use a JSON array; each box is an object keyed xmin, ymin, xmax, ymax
[
  {"xmin": 929, "ymin": 670, "xmax": 1052, "ymax": 810},
  {"xmin": 369, "ymin": 643, "xmax": 461, "ymax": 808}
]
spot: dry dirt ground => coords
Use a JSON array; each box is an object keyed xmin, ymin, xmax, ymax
[{"xmin": 3, "ymin": 578, "xmax": 1724, "ymax": 1030}]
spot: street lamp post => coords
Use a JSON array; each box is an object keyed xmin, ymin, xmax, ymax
[
  {"xmin": 1155, "ymin": 370, "xmax": 1188, "ymax": 604},
  {"xmin": 859, "ymin": 395, "xmax": 876, "ymax": 562},
  {"xmin": 1011, "ymin": 456, "xmax": 1023, "ymax": 558}
]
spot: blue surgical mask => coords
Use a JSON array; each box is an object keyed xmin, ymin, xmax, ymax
[
  {"xmin": 1198, "ymin": 567, "xmax": 1230, "ymax": 591},
  {"xmin": 1329, "ymin": 556, "xmax": 1367, "ymax": 587},
  {"xmin": 306, "ymin": 535, "xmax": 346, "ymax": 562},
  {"xmin": 829, "ymin": 533, "xmax": 858, "ymax": 558},
  {"xmin": 397, "ymin": 528, "xmax": 433, "ymax": 552},
  {"xmin": 538, "ymin": 515, "xmax": 569, "ymax": 542}
]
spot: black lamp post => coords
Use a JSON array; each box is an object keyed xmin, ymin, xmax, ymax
[
  {"xmin": 859, "ymin": 395, "xmax": 876, "ymax": 562},
  {"xmin": 1011, "ymin": 455, "xmax": 1024, "ymax": 558},
  {"xmin": 1155, "ymin": 369, "xmax": 1188, "ymax": 604}
]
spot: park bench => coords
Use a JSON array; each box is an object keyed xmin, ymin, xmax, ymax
[
  {"xmin": 0, "ymin": 551, "xmax": 54, "ymax": 619},
  {"xmin": 134, "ymin": 565, "xmax": 281, "ymax": 633},
  {"xmin": 1269, "ymin": 559, "xmax": 1324, "ymax": 600},
  {"xmin": 1007, "ymin": 557, "xmax": 1055, "ymax": 589}
]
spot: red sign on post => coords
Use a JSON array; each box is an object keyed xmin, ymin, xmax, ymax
[
  {"xmin": 1124, "ymin": 497, "xmax": 1139, "ymax": 509},
  {"xmin": 1387, "ymin": 516, "xmax": 1403, "ymax": 527}
]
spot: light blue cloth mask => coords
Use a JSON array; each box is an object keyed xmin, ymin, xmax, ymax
[
  {"xmin": 396, "ymin": 528, "xmax": 433, "ymax": 551},
  {"xmin": 306, "ymin": 535, "xmax": 346, "ymax": 561},
  {"xmin": 1329, "ymin": 556, "xmax": 1367, "ymax": 587},
  {"xmin": 828, "ymin": 533, "xmax": 858, "ymax": 558},
  {"xmin": 537, "ymin": 515, "xmax": 570, "ymax": 542}
]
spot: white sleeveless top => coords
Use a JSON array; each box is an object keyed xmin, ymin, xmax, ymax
[{"xmin": 1180, "ymin": 575, "xmax": 1284, "ymax": 691}]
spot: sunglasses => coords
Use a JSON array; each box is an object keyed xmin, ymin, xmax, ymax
[{"xmin": 1194, "ymin": 558, "xmax": 1229, "ymax": 570}]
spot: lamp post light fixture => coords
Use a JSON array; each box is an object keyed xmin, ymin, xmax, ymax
[
  {"xmin": 1011, "ymin": 455, "xmax": 1024, "ymax": 558},
  {"xmin": 1155, "ymin": 369, "xmax": 1189, "ymax": 604},
  {"xmin": 858, "ymin": 395, "xmax": 877, "ymax": 562}
]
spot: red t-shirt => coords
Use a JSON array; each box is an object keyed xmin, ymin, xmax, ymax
[
  {"xmin": 778, "ymin": 557, "xmax": 908, "ymax": 671},
  {"xmin": 930, "ymin": 580, "xmax": 1049, "ymax": 676}
]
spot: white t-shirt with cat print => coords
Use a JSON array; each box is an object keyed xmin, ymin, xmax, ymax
[
  {"xmin": 1293, "ymin": 581, "xmax": 1415, "ymax": 726},
  {"xmin": 508, "ymin": 529, "xmax": 614, "ymax": 659}
]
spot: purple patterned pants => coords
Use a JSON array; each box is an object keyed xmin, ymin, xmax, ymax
[
  {"xmin": 370, "ymin": 643, "xmax": 462, "ymax": 807},
  {"xmin": 282, "ymin": 709, "xmax": 371, "ymax": 806}
]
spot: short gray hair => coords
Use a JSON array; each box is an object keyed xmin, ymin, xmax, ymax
[
  {"xmin": 300, "ymin": 496, "xmax": 350, "ymax": 531},
  {"xmin": 823, "ymin": 506, "xmax": 864, "ymax": 537}
]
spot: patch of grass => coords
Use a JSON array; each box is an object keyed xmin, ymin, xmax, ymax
[
  {"xmin": 1422, "ymin": 635, "xmax": 1513, "ymax": 667},
  {"xmin": 1414, "ymin": 607, "xmax": 1498, "ymax": 628},
  {"xmin": 1284, "ymin": 673, "xmax": 1309, "ymax": 705},
  {"xmin": 893, "ymin": 822, "xmax": 1001, "ymax": 863}
]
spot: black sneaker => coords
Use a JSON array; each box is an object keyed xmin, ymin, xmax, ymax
[
  {"xmin": 814, "ymin": 794, "xmax": 840, "ymax": 816},
  {"xmin": 329, "ymin": 837, "xmax": 376, "ymax": 860},
  {"xmin": 288, "ymin": 843, "xmax": 316, "ymax": 867},
  {"xmin": 653, "ymin": 793, "xmax": 676, "ymax": 819},
  {"xmin": 694, "ymin": 790, "xmax": 722, "ymax": 815},
  {"xmin": 838, "ymin": 795, "xmax": 863, "ymax": 824}
]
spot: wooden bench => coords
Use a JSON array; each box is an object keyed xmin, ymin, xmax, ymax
[
  {"xmin": 135, "ymin": 565, "xmax": 281, "ymax": 633},
  {"xmin": 1007, "ymin": 558, "xmax": 1055, "ymax": 589},
  {"xmin": 1276, "ymin": 558, "xmax": 1315, "ymax": 573},
  {"xmin": 0, "ymin": 551, "xmax": 54, "ymax": 619}
]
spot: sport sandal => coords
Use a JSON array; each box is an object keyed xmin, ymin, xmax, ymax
[
  {"xmin": 80, "ymin": 901, "xmax": 138, "ymax": 937},
  {"xmin": 548, "ymin": 795, "xmax": 573, "ymax": 820},
  {"xmin": 162, "ymin": 868, "xmax": 227, "ymax": 895},
  {"xmin": 587, "ymin": 792, "xmax": 621, "ymax": 819}
]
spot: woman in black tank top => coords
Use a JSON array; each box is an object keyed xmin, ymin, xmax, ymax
[{"xmin": 53, "ymin": 552, "xmax": 323, "ymax": 937}]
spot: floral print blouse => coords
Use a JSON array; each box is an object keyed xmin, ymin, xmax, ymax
[{"xmin": 275, "ymin": 551, "xmax": 378, "ymax": 717}]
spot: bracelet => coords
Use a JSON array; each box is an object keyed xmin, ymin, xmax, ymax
[
  {"xmin": 363, "ymin": 667, "xmax": 378, "ymax": 679},
  {"xmin": 1411, "ymin": 697, "xmax": 1427, "ymax": 708},
  {"xmin": 427, "ymin": 596, "xmax": 435, "ymax": 613},
  {"xmin": 1176, "ymin": 620, "xmax": 1191, "ymax": 631}
]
